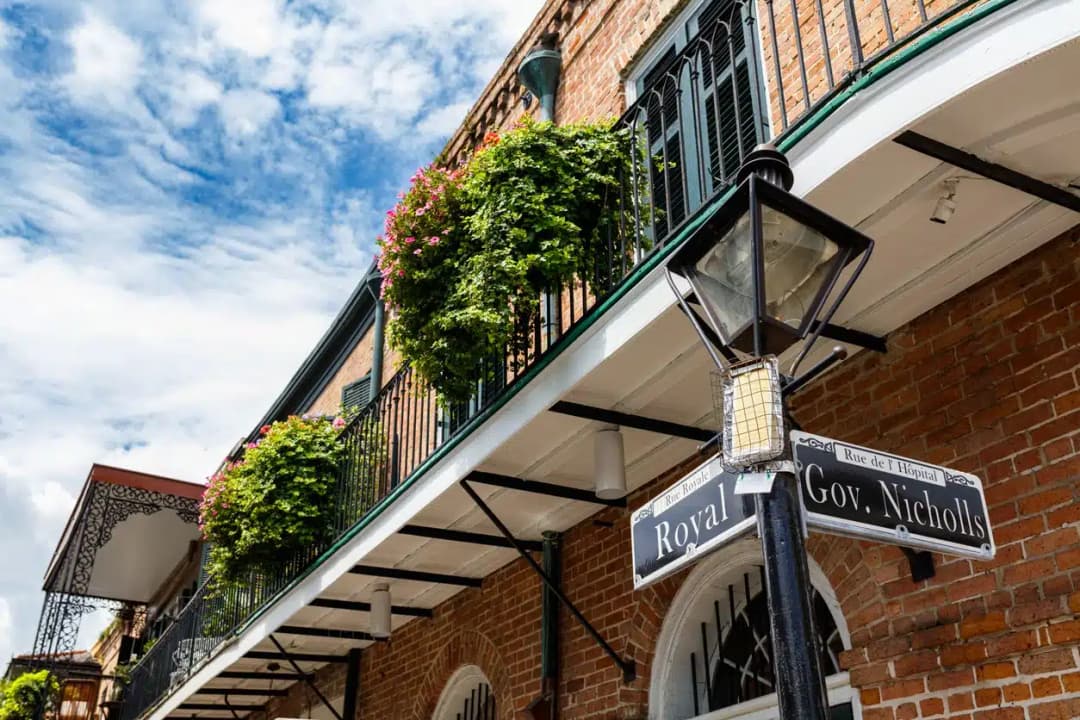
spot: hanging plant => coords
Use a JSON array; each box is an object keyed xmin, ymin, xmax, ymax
[
  {"xmin": 379, "ymin": 163, "xmax": 471, "ymax": 400},
  {"xmin": 380, "ymin": 119, "xmax": 630, "ymax": 402},
  {"xmin": 199, "ymin": 414, "xmax": 349, "ymax": 584}
]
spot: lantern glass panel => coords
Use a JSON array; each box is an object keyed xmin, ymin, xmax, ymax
[
  {"xmin": 687, "ymin": 212, "xmax": 754, "ymax": 344},
  {"xmin": 761, "ymin": 205, "xmax": 839, "ymax": 332}
]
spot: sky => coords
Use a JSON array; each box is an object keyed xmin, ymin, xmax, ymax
[{"xmin": 0, "ymin": 0, "xmax": 543, "ymax": 667}]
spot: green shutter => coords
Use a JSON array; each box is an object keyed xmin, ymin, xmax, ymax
[{"xmin": 342, "ymin": 373, "xmax": 372, "ymax": 411}]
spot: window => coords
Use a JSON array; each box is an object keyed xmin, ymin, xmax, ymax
[
  {"xmin": 629, "ymin": 0, "xmax": 766, "ymax": 241},
  {"xmin": 432, "ymin": 666, "xmax": 495, "ymax": 720},
  {"xmin": 342, "ymin": 373, "xmax": 372, "ymax": 412},
  {"xmin": 58, "ymin": 680, "xmax": 97, "ymax": 720},
  {"xmin": 650, "ymin": 543, "xmax": 857, "ymax": 720}
]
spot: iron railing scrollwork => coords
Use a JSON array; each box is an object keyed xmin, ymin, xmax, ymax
[{"xmin": 118, "ymin": 1, "xmax": 979, "ymax": 717}]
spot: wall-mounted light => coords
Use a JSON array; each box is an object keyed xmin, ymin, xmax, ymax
[
  {"xmin": 594, "ymin": 426, "xmax": 626, "ymax": 500},
  {"xmin": 370, "ymin": 583, "xmax": 391, "ymax": 639},
  {"xmin": 930, "ymin": 178, "xmax": 959, "ymax": 225},
  {"xmin": 518, "ymin": 33, "xmax": 561, "ymax": 122}
]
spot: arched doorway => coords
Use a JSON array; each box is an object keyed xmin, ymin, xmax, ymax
[
  {"xmin": 431, "ymin": 665, "xmax": 496, "ymax": 720},
  {"xmin": 649, "ymin": 540, "xmax": 857, "ymax": 719}
]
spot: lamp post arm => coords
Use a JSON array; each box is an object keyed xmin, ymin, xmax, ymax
[
  {"xmin": 789, "ymin": 238, "xmax": 874, "ymax": 376},
  {"xmin": 665, "ymin": 268, "xmax": 729, "ymax": 370}
]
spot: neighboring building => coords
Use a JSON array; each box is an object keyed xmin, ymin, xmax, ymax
[
  {"xmin": 29, "ymin": 1, "xmax": 1080, "ymax": 720},
  {"xmin": 25, "ymin": 465, "xmax": 204, "ymax": 720},
  {"xmin": 5, "ymin": 651, "xmax": 102, "ymax": 720}
]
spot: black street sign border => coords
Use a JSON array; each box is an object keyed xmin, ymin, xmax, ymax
[
  {"xmin": 793, "ymin": 431, "xmax": 996, "ymax": 560},
  {"xmin": 631, "ymin": 455, "xmax": 757, "ymax": 590}
]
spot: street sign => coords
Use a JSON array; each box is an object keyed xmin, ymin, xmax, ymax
[
  {"xmin": 631, "ymin": 454, "xmax": 756, "ymax": 589},
  {"xmin": 792, "ymin": 431, "xmax": 995, "ymax": 559}
]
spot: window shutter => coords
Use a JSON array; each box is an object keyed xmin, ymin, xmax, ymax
[{"xmin": 342, "ymin": 373, "xmax": 373, "ymax": 411}]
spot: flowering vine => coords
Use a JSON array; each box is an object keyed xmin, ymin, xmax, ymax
[
  {"xmin": 199, "ymin": 414, "xmax": 347, "ymax": 584},
  {"xmin": 377, "ymin": 119, "xmax": 630, "ymax": 403}
]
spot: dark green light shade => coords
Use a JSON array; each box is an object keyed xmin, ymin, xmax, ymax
[{"xmin": 518, "ymin": 45, "xmax": 562, "ymax": 122}]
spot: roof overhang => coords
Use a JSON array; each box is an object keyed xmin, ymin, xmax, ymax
[{"xmin": 43, "ymin": 464, "xmax": 204, "ymax": 604}]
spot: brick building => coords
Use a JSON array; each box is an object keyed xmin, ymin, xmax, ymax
[{"xmin": 30, "ymin": 0, "xmax": 1080, "ymax": 719}]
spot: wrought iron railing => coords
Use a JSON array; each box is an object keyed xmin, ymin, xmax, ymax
[{"xmin": 120, "ymin": 1, "xmax": 979, "ymax": 717}]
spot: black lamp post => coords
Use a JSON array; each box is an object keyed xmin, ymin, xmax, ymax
[{"xmin": 665, "ymin": 145, "xmax": 874, "ymax": 720}]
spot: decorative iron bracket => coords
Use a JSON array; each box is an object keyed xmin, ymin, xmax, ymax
[
  {"xmin": 460, "ymin": 479, "xmax": 637, "ymax": 683},
  {"xmin": 269, "ymin": 635, "xmax": 346, "ymax": 720}
]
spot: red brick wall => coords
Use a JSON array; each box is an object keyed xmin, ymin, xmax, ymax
[
  {"xmin": 792, "ymin": 227, "xmax": 1080, "ymax": 720},
  {"xmin": 262, "ymin": 226, "xmax": 1080, "ymax": 720},
  {"xmin": 443, "ymin": 0, "xmax": 976, "ymax": 157}
]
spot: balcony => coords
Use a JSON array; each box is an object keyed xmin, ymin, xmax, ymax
[{"xmin": 118, "ymin": 0, "xmax": 1074, "ymax": 717}]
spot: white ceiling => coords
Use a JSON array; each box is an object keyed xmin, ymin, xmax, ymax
[{"xmin": 89, "ymin": 510, "xmax": 199, "ymax": 604}]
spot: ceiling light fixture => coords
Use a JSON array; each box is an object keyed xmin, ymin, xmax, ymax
[
  {"xmin": 594, "ymin": 426, "xmax": 627, "ymax": 500},
  {"xmin": 370, "ymin": 583, "xmax": 391, "ymax": 639},
  {"xmin": 930, "ymin": 178, "xmax": 959, "ymax": 225}
]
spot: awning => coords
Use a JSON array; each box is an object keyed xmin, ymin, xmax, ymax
[{"xmin": 43, "ymin": 464, "xmax": 204, "ymax": 604}]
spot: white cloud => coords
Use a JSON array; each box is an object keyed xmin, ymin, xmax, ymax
[
  {"xmin": 220, "ymin": 88, "xmax": 280, "ymax": 136},
  {"xmin": 66, "ymin": 12, "xmax": 143, "ymax": 104},
  {"xmin": 416, "ymin": 100, "xmax": 474, "ymax": 140},
  {"xmin": 0, "ymin": 0, "xmax": 544, "ymax": 669},
  {"xmin": 166, "ymin": 70, "xmax": 224, "ymax": 127},
  {"xmin": 195, "ymin": 0, "xmax": 284, "ymax": 58}
]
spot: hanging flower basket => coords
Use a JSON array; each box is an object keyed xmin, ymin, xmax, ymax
[{"xmin": 379, "ymin": 119, "xmax": 631, "ymax": 402}]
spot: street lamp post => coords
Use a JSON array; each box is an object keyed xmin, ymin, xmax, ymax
[{"xmin": 665, "ymin": 145, "xmax": 874, "ymax": 720}]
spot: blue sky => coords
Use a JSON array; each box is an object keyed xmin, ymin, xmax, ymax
[{"xmin": 0, "ymin": 0, "xmax": 542, "ymax": 664}]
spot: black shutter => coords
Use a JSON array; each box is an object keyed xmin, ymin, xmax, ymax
[
  {"xmin": 342, "ymin": 373, "xmax": 372, "ymax": 411},
  {"xmin": 118, "ymin": 635, "xmax": 135, "ymax": 664}
]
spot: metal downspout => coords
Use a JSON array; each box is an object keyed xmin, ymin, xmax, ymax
[
  {"xmin": 365, "ymin": 271, "xmax": 385, "ymax": 399},
  {"xmin": 541, "ymin": 531, "xmax": 561, "ymax": 718}
]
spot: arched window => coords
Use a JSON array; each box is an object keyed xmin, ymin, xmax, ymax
[
  {"xmin": 432, "ymin": 665, "xmax": 495, "ymax": 720},
  {"xmin": 650, "ymin": 541, "xmax": 856, "ymax": 720}
]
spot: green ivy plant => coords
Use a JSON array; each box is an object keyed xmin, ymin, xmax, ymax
[
  {"xmin": 379, "ymin": 119, "xmax": 630, "ymax": 402},
  {"xmin": 0, "ymin": 670, "xmax": 58, "ymax": 720},
  {"xmin": 199, "ymin": 415, "xmax": 347, "ymax": 584}
]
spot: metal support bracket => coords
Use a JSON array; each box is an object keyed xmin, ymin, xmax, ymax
[
  {"xmin": 460, "ymin": 479, "xmax": 637, "ymax": 683},
  {"xmin": 222, "ymin": 695, "xmax": 246, "ymax": 720},
  {"xmin": 549, "ymin": 401, "xmax": 714, "ymax": 442},
  {"xmin": 269, "ymin": 634, "xmax": 346, "ymax": 720},
  {"xmin": 894, "ymin": 131, "xmax": 1080, "ymax": 213},
  {"xmin": 901, "ymin": 547, "xmax": 936, "ymax": 582}
]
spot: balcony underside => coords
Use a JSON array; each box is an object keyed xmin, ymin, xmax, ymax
[{"xmin": 148, "ymin": 6, "xmax": 1080, "ymax": 719}]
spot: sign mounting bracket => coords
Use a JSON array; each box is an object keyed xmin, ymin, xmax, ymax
[{"xmin": 901, "ymin": 547, "xmax": 936, "ymax": 582}]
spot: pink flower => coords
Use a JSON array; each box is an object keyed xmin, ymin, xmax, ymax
[
  {"xmin": 259, "ymin": 424, "xmax": 272, "ymax": 435},
  {"xmin": 405, "ymin": 236, "xmax": 416, "ymax": 244},
  {"xmin": 413, "ymin": 248, "xmax": 422, "ymax": 255},
  {"xmin": 245, "ymin": 442, "xmax": 257, "ymax": 449},
  {"xmin": 428, "ymin": 236, "xmax": 440, "ymax": 246},
  {"xmin": 415, "ymin": 207, "xmax": 426, "ymax": 216},
  {"xmin": 332, "ymin": 417, "xmax": 346, "ymax": 429}
]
